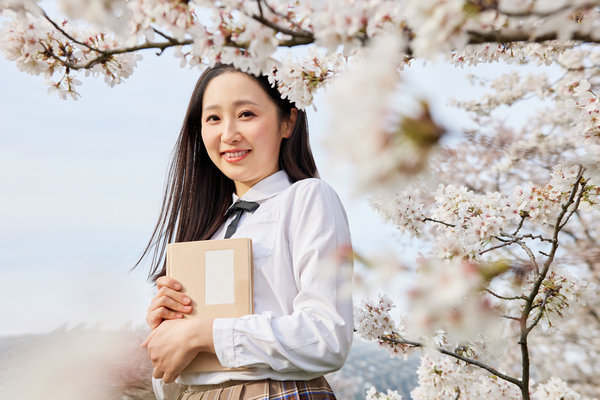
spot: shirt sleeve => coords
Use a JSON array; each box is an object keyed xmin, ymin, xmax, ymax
[{"xmin": 212, "ymin": 180, "xmax": 354, "ymax": 374}]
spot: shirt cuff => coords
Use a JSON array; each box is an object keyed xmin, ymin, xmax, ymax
[{"xmin": 213, "ymin": 317, "xmax": 237, "ymax": 368}]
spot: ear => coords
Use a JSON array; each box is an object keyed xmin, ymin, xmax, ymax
[{"xmin": 281, "ymin": 108, "xmax": 298, "ymax": 139}]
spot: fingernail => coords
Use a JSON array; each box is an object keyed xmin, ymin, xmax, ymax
[
  {"xmin": 183, "ymin": 296, "xmax": 191, "ymax": 304},
  {"xmin": 174, "ymin": 283, "xmax": 182, "ymax": 290}
]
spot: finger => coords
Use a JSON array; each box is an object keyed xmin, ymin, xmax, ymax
[
  {"xmin": 163, "ymin": 371, "xmax": 176, "ymax": 384},
  {"xmin": 151, "ymin": 293, "xmax": 193, "ymax": 313},
  {"xmin": 153, "ymin": 285, "xmax": 192, "ymax": 306},
  {"xmin": 156, "ymin": 276, "xmax": 182, "ymax": 291},
  {"xmin": 146, "ymin": 307, "xmax": 183, "ymax": 330},
  {"xmin": 153, "ymin": 366, "xmax": 164, "ymax": 380}
]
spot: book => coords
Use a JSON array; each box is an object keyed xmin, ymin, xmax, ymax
[{"xmin": 166, "ymin": 238, "xmax": 253, "ymax": 372}]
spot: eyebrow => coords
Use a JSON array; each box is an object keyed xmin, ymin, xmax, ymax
[{"xmin": 203, "ymin": 99, "xmax": 260, "ymax": 112}]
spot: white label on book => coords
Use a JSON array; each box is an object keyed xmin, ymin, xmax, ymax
[{"xmin": 205, "ymin": 249, "xmax": 235, "ymax": 305}]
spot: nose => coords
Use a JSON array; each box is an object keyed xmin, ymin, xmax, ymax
[{"xmin": 221, "ymin": 118, "xmax": 241, "ymax": 144}]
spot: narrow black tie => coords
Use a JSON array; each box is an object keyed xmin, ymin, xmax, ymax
[{"xmin": 224, "ymin": 201, "xmax": 259, "ymax": 239}]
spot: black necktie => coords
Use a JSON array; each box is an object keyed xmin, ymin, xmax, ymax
[{"xmin": 224, "ymin": 200, "xmax": 259, "ymax": 239}]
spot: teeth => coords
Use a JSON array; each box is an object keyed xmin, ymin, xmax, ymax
[{"xmin": 225, "ymin": 150, "xmax": 249, "ymax": 159}]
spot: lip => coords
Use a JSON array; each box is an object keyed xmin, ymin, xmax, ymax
[{"xmin": 221, "ymin": 149, "xmax": 251, "ymax": 163}]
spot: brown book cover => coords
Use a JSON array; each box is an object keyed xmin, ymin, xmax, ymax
[{"xmin": 166, "ymin": 238, "xmax": 253, "ymax": 373}]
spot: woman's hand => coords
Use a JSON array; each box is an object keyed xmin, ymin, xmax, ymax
[
  {"xmin": 146, "ymin": 276, "xmax": 192, "ymax": 330},
  {"xmin": 141, "ymin": 317, "xmax": 215, "ymax": 383}
]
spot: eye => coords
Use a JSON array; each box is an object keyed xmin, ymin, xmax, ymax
[
  {"xmin": 239, "ymin": 110, "xmax": 255, "ymax": 119},
  {"xmin": 205, "ymin": 114, "xmax": 220, "ymax": 123}
]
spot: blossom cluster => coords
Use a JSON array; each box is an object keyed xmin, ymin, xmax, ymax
[
  {"xmin": 354, "ymin": 294, "xmax": 396, "ymax": 341},
  {"xmin": 3, "ymin": 0, "xmax": 600, "ymax": 109},
  {"xmin": 567, "ymin": 79, "xmax": 600, "ymax": 146},
  {"xmin": 532, "ymin": 378, "xmax": 586, "ymax": 400},
  {"xmin": 365, "ymin": 386, "xmax": 403, "ymax": 400},
  {"xmin": 0, "ymin": 9, "xmax": 142, "ymax": 98},
  {"xmin": 371, "ymin": 163, "xmax": 592, "ymax": 260},
  {"xmin": 411, "ymin": 353, "xmax": 591, "ymax": 400},
  {"xmin": 448, "ymin": 71, "xmax": 552, "ymax": 116},
  {"xmin": 411, "ymin": 355, "xmax": 522, "ymax": 400}
]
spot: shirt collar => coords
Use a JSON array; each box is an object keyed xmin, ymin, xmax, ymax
[{"xmin": 231, "ymin": 170, "xmax": 292, "ymax": 204}]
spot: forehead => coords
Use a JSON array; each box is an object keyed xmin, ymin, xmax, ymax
[{"xmin": 202, "ymin": 72, "xmax": 271, "ymax": 109}]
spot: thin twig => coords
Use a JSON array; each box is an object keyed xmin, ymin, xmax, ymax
[
  {"xmin": 42, "ymin": 10, "xmax": 107, "ymax": 54},
  {"xmin": 559, "ymin": 176, "xmax": 587, "ymax": 231},
  {"xmin": 527, "ymin": 291, "xmax": 551, "ymax": 334},
  {"xmin": 511, "ymin": 215, "xmax": 527, "ymax": 236},
  {"xmin": 256, "ymin": 0, "xmax": 264, "ymax": 18},
  {"xmin": 422, "ymin": 217, "xmax": 456, "ymax": 228},
  {"xmin": 480, "ymin": 241, "xmax": 512, "ymax": 255},
  {"xmin": 518, "ymin": 234, "xmax": 553, "ymax": 243},
  {"xmin": 483, "ymin": 232, "xmax": 552, "ymax": 256},
  {"xmin": 516, "ymin": 240, "xmax": 540, "ymax": 276},
  {"xmin": 152, "ymin": 28, "xmax": 178, "ymax": 44},
  {"xmin": 485, "ymin": 288, "xmax": 526, "ymax": 301},
  {"xmin": 262, "ymin": 0, "xmax": 312, "ymax": 34},
  {"xmin": 250, "ymin": 12, "xmax": 313, "ymax": 41}
]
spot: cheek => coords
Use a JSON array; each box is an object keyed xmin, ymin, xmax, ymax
[
  {"xmin": 250, "ymin": 121, "xmax": 282, "ymax": 150},
  {"xmin": 201, "ymin": 127, "xmax": 218, "ymax": 152}
]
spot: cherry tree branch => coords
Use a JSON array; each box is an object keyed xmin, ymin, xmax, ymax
[
  {"xmin": 41, "ymin": 37, "xmax": 194, "ymax": 70},
  {"xmin": 41, "ymin": 10, "xmax": 108, "ymax": 55},
  {"xmin": 250, "ymin": 0, "xmax": 314, "ymax": 43},
  {"xmin": 485, "ymin": 288, "xmax": 527, "ymax": 301},
  {"xmin": 466, "ymin": 30, "xmax": 600, "ymax": 46},
  {"xmin": 421, "ymin": 217, "xmax": 456, "ymax": 227},
  {"xmin": 152, "ymin": 28, "xmax": 179, "ymax": 45},
  {"xmin": 380, "ymin": 335, "xmax": 522, "ymax": 388},
  {"xmin": 517, "ymin": 165, "xmax": 585, "ymax": 400},
  {"xmin": 511, "ymin": 214, "xmax": 527, "ymax": 236},
  {"xmin": 262, "ymin": 0, "xmax": 308, "ymax": 33},
  {"xmin": 559, "ymin": 177, "xmax": 587, "ymax": 231},
  {"xmin": 34, "ymin": 1, "xmax": 600, "ymax": 79},
  {"xmin": 39, "ymin": 3, "xmax": 313, "ymax": 73},
  {"xmin": 496, "ymin": 1, "xmax": 599, "ymax": 18}
]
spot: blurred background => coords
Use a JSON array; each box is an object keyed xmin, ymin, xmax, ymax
[
  {"xmin": 1, "ymin": 51, "xmax": 480, "ymax": 337},
  {"xmin": 0, "ymin": 32, "xmax": 504, "ymax": 398}
]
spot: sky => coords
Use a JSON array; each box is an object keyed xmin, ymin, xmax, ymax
[{"xmin": 0, "ymin": 26, "xmax": 514, "ymax": 336}]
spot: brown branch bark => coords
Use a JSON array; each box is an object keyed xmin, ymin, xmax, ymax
[
  {"xmin": 422, "ymin": 217, "xmax": 456, "ymax": 227},
  {"xmin": 466, "ymin": 30, "xmax": 600, "ymax": 46},
  {"xmin": 496, "ymin": 1, "xmax": 600, "ymax": 18},
  {"xmin": 380, "ymin": 335, "xmax": 522, "ymax": 388},
  {"xmin": 485, "ymin": 288, "xmax": 526, "ymax": 301},
  {"xmin": 517, "ymin": 165, "xmax": 585, "ymax": 400}
]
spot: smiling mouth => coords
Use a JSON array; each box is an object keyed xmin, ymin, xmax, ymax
[{"xmin": 222, "ymin": 150, "xmax": 250, "ymax": 161}]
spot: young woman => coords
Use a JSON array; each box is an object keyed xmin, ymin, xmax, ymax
[{"xmin": 138, "ymin": 64, "xmax": 353, "ymax": 400}]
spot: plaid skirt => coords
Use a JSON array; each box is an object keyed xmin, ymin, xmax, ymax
[{"xmin": 178, "ymin": 377, "xmax": 336, "ymax": 400}]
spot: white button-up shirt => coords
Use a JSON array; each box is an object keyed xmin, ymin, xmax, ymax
[{"xmin": 178, "ymin": 170, "xmax": 354, "ymax": 385}]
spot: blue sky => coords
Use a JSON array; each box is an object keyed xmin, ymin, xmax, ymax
[
  {"xmin": 0, "ymin": 50, "xmax": 412, "ymax": 335},
  {"xmin": 0, "ymin": 37, "xmax": 514, "ymax": 335}
]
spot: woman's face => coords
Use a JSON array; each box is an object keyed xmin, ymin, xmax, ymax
[{"xmin": 201, "ymin": 72, "xmax": 295, "ymax": 196}]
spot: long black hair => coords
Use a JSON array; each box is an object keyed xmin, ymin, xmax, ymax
[{"xmin": 135, "ymin": 64, "xmax": 318, "ymax": 281}]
